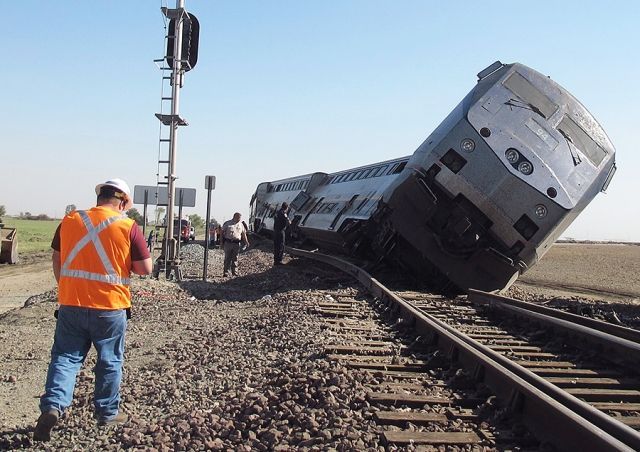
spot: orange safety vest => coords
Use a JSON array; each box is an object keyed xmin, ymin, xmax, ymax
[{"xmin": 58, "ymin": 206, "xmax": 135, "ymax": 310}]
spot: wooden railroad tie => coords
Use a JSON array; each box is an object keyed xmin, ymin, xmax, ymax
[
  {"xmin": 383, "ymin": 431, "xmax": 481, "ymax": 446},
  {"xmin": 374, "ymin": 411, "xmax": 447, "ymax": 426},
  {"xmin": 367, "ymin": 392, "xmax": 452, "ymax": 407}
]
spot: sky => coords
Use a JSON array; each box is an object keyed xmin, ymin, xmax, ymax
[{"xmin": 1, "ymin": 1, "xmax": 639, "ymax": 241}]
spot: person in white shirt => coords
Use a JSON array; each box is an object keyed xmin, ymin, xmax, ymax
[{"xmin": 221, "ymin": 212, "xmax": 250, "ymax": 277}]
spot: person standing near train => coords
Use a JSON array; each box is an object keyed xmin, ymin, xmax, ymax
[
  {"xmin": 34, "ymin": 179, "xmax": 152, "ymax": 441},
  {"xmin": 221, "ymin": 212, "xmax": 249, "ymax": 277},
  {"xmin": 273, "ymin": 202, "xmax": 291, "ymax": 266}
]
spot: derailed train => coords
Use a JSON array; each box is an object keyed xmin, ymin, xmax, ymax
[{"xmin": 249, "ymin": 61, "xmax": 617, "ymax": 293}]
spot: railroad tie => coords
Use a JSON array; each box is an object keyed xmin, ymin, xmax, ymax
[
  {"xmin": 383, "ymin": 431, "xmax": 481, "ymax": 446},
  {"xmin": 367, "ymin": 392, "xmax": 451, "ymax": 407},
  {"xmin": 374, "ymin": 411, "xmax": 447, "ymax": 426}
]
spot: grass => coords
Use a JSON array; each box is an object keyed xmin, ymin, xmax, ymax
[{"xmin": 1, "ymin": 217, "xmax": 59, "ymax": 254}]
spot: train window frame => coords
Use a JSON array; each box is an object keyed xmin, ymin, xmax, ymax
[
  {"xmin": 503, "ymin": 71, "xmax": 558, "ymax": 119},
  {"xmin": 355, "ymin": 197, "xmax": 369, "ymax": 212},
  {"xmin": 557, "ymin": 116, "xmax": 607, "ymax": 167},
  {"xmin": 392, "ymin": 162, "xmax": 407, "ymax": 174}
]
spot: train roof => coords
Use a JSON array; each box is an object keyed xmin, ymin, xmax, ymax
[{"xmin": 256, "ymin": 155, "xmax": 412, "ymax": 187}]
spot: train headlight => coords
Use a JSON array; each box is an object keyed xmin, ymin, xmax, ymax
[
  {"xmin": 518, "ymin": 161, "xmax": 533, "ymax": 175},
  {"xmin": 505, "ymin": 148, "xmax": 519, "ymax": 163},
  {"xmin": 534, "ymin": 204, "xmax": 548, "ymax": 218},
  {"xmin": 460, "ymin": 138, "xmax": 475, "ymax": 152}
]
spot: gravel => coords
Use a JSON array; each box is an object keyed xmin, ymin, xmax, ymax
[{"xmin": 0, "ymin": 241, "xmax": 387, "ymax": 450}]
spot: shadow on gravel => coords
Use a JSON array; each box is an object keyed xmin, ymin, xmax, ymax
[
  {"xmin": 0, "ymin": 426, "xmax": 34, "ymax": 449},
  {"xmin": 179, "ymin": 257, "xmax": 353, "ymax": 303}
]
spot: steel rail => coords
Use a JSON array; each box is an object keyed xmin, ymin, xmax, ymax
[
  {"xmin": 471, "ymin": 296, "xmax": 640, "ymax": 369},
  {"xmin": 469, "ymin": 289, "xmax": 640, "ymax": 343},
  {"xmin": 289, "ymin": 247, "xmax": 639, "ymax": 451}
]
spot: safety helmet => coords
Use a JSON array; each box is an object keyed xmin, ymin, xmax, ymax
[{"xmin": 95, "ymin": 178, "xmax": 133, "ymax": 210}]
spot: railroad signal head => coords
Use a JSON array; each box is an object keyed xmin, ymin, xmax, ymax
[{"xmin": 166, "ymin": 13, "xmax": 200, "ymax": 72}]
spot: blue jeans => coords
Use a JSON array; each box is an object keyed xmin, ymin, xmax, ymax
[{"xmin": 40, "ymin": 305, "xmax": 127, "ymax": 421}]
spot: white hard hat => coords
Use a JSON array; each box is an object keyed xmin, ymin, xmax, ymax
[{"xmin": 95, "ymin": 178, "xmax": 133, "ymax": 210}]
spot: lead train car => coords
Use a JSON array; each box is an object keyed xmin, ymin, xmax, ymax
[{"xmin": 249, "ymin": 61, "xmax": 617, "ymax": 293}]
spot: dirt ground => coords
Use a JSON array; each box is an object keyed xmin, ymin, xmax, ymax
[
  {"xmin": 0, "ymin": 242, "xmax": 638, "ymax": 444},
  {"xmin": 0, "ymin": 253, "xmax": 56, "ymax": 314},
  {"xmin": 518, "ymin": 243, "xmax": 640, "ymax": 302}
]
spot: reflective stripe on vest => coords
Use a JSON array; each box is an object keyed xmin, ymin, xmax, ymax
[{"xmin": 60, "ymin": 210, "xmax": 131, "ymax": 285}]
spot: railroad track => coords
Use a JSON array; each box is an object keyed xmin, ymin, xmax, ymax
[{"xmin": 289, "ymin": 247, "xmax": 640, "ymax": 451}]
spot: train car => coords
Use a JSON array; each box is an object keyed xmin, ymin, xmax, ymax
[{"xmin": 250, "ymin": 61, "xmax": 617, "ymax": 293}]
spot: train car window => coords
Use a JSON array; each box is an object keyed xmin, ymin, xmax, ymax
[
  {"xmin": 378, "ymin": 165, "xmax": 388, "ymax": 176},
  {"xmin": 503, "ymin": 72, "xmax": 557, "ymax": 119},
  {"xmin": 557, "ymin": 116, "xmax": 607, "ymax": 166},
  {"xmin": 346, "ymin": 173, "xmax": 356, "ymax": 181},
  {"xmin": 392, "ymin": 162, "xmax": 407, "ymax": 174},
  {"xmin": 362, "ymin": 169, "xmax": 372, "ymax": 179},
  {"xmin": 355, "ymin": 197, "xmax": 369, "ymax": 212}
]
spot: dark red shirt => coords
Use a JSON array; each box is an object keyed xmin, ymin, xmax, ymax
[{"xmin": 52, "ymin": 221, "xmax": 150, "ymax": 261}]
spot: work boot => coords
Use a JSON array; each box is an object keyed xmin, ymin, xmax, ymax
[
  {"xmin": 98, "ymin": 412, "xmax": 128, "ymax": 426},
  {"xmin": 33, "ymin": 409, "xmax": 59, "ymax": 441}
]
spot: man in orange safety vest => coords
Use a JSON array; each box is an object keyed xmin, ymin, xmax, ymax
[{"xmin": 34, "ymin": 178, "xmax": 152, "ymax": 441}]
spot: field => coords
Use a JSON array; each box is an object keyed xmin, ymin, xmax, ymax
[{"xmin": 1, "ymin": 218, "xmax": 58, "ymax": 254}]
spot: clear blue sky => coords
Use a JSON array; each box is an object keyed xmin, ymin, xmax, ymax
[{"xmin": 2, "ymin": 1, "xmax": 638, "ymax": 241}]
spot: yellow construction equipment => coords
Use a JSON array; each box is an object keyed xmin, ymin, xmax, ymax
[{"xmin": 0, "ymin": 227, "xmax": 18, "ymax": 264}]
